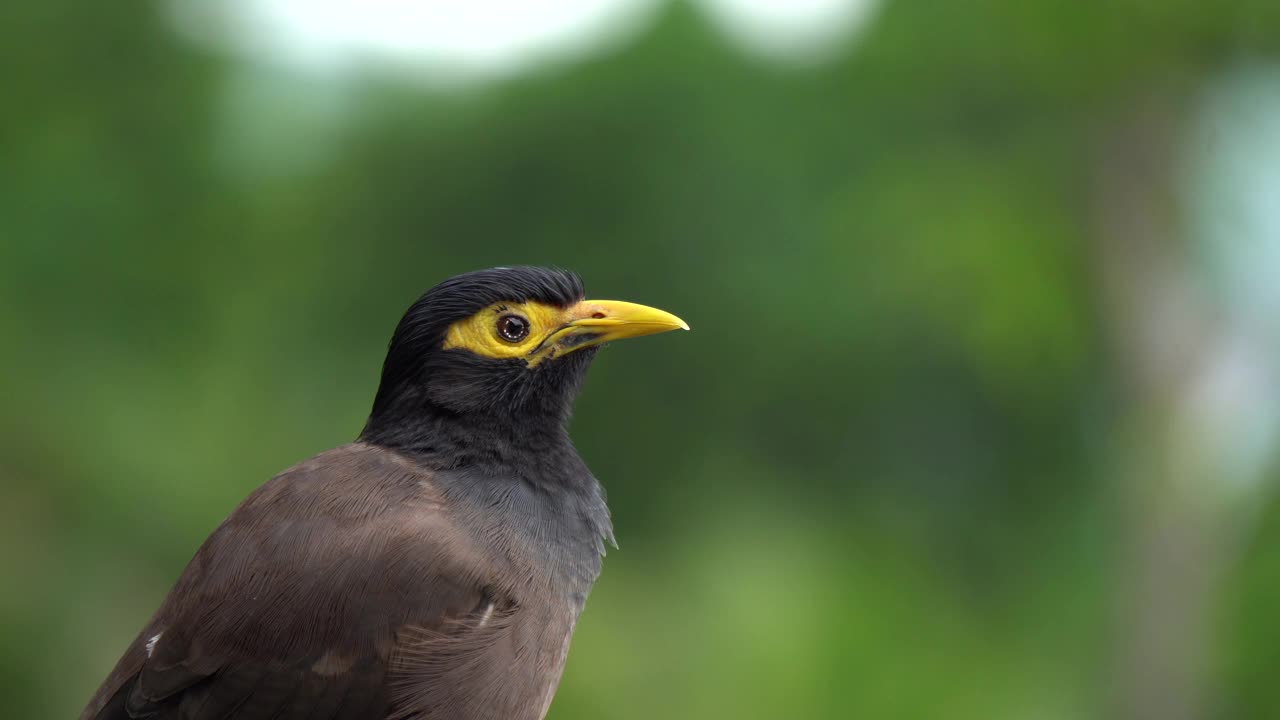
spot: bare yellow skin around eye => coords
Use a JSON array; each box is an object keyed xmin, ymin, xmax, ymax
[{"xmin": 442, "ymin": 301, "xmax": 569, "ymax": 361}]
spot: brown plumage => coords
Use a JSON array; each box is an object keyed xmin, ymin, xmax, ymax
[{"xmin": 80, "ymin": 267, "xmax": 687, "ymax": 720}]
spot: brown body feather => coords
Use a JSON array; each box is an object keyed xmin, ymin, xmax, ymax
[{"xmin": 83, "ymin": 443, "xmax": 594, "ymax": 720}]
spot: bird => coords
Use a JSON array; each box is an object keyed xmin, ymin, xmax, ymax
[{"xmin": 81, "ymin": 266, "xmax": 688, "ymax": 720}]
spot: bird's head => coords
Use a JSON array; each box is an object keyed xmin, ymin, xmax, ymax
[{"xmin": 363, "ymin": 267, "xmax": 687, "ymax": 437}]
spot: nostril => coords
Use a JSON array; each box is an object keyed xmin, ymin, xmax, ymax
[{"xmin": 591, "ymin": 312, "xmax": 606, "ymax": 319}]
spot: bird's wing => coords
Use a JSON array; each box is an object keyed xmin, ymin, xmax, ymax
[{"xmin": 83, "ymin": 443, "xmax": 507, "ymax": 720}]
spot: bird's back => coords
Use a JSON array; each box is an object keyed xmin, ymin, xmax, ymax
[{"xmin": 83, "ymin": 442, "xmax": 601, "ymax": 720}]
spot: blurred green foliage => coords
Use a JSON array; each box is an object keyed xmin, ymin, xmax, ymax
[{"xmin": 4, "ymin": 1, "xmax": 1280, "ymax": 718}]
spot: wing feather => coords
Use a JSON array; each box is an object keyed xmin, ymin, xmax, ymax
[{"xmin": 82, "ymin": 444, "xmax": 506, "ymax": 720}]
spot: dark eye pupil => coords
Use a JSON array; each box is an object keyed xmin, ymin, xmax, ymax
[{"xmin": 497, "ymin": 315, "xmax": 530, "ymax": 342}]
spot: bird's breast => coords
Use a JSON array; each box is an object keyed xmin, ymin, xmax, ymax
[{"xmin": 409, "ymin": 470, "xmax": 605, "ymax": 719}]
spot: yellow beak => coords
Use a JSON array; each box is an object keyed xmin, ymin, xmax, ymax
[
  {"xmin": 529, "ymin": 299, "xmax": 689, "ymax": 365},
  {"xmin": 567, "ymin": 299, "xmax": 689, "ymax": 338}
]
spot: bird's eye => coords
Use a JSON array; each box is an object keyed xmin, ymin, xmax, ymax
[{"xmin": 496, "ymin": 314, "xmax": 531, "ymax": 343}]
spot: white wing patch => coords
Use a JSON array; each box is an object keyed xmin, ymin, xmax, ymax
[
  {"xmin": 145, "ymin": 632, "xmax": 163, "ymax": 658},
  {"xmin": 476, "ymin": 601, "xmax": 495, "ymax": 628}
]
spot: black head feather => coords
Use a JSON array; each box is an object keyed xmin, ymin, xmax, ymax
[{"xmin": 361, "ymin": 267, "xmax": 594, "ymax": 457}]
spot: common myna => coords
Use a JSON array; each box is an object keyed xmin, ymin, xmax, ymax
[{"xmin": 81, "ymin": 266, "xmax": 687, "ymax": 720}]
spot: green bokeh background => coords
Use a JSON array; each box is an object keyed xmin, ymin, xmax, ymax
[{"xmin": 5, "ymin": 1, "xmax": 1280, "ymax": 718}]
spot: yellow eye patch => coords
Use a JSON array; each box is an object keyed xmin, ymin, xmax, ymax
[
  {"xmin": 442, "ymin": 298, "xmax": 688, "ymax": 367},
  {"xmin": 442, "ymin": 301, "xmax": 570, "ymax": 361}
]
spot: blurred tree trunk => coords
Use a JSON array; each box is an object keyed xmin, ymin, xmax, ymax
[{"xmin": 1090, "ymin": 92, "xmax": 1226, "ymax": 720}]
